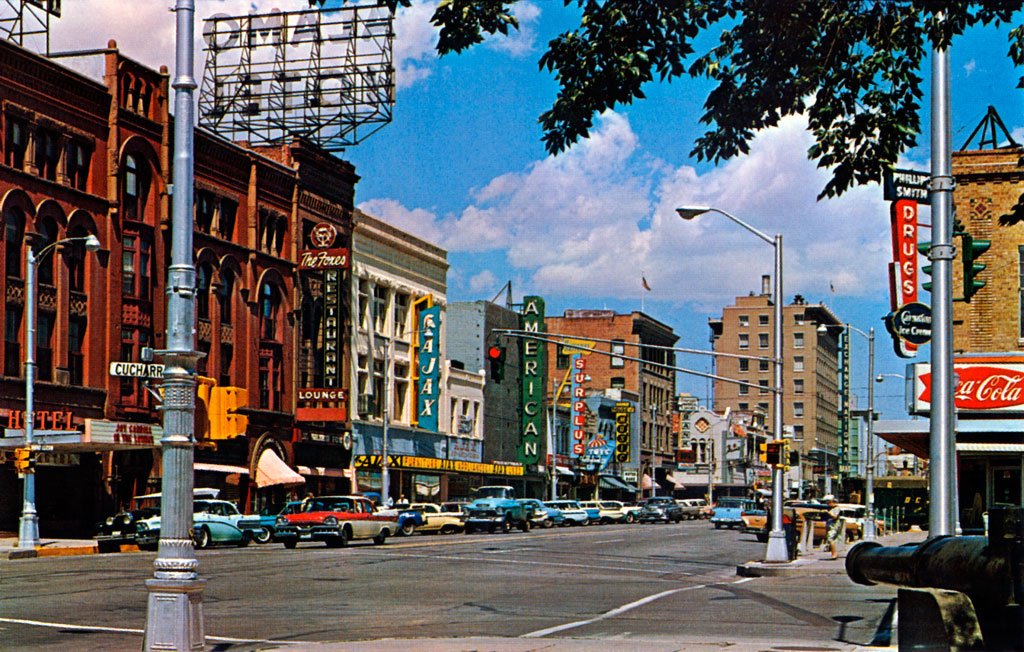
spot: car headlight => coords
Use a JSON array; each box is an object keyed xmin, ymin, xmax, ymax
[
  {"xmin": 137, "ymin": 522, "xmax": 148, "ymax": 531},
  {"xmin": 105, "ymin": 517, "xmax": 114, "ymax": 526},
  {"xmin": 275, "ymin": 516, "xmax": 289, "ymax": 527},
  {"xmin": 323, "ymin": 516, "xmax": 338, "ymax": 526}
]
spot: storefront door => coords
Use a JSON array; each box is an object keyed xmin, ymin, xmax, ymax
[{"xmin": 991, "ymin": 465, "xmax": 1022, "ymax": 508}]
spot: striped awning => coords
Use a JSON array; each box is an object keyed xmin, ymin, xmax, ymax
[{"xmin": 956, "ymin": 443, "xmax": 1024, "ymax": 453}]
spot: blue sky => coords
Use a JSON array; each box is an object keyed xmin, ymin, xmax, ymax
[{"xmin": 48, "ymin": 1, "xmax": 1024, "ymax": 420}]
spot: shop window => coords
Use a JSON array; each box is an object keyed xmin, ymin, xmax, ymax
[
  {"xmin": 5, "ymin": 117, "xmax": 27, "ymax": 169},
  {"xmin": 4, "ymin": 206, "xmax": 24, "ymax": 278}
]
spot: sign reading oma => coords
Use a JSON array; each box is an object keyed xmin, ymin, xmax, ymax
[{"xmin": 519, "ymin": 296, "xmax": 546, "ymax": 465}]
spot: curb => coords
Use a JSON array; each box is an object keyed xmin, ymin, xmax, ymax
[
  {"xmin": 737, "ymin": 557, "xmax": 846, "ymax": 577},
  {"xmin": 6, "ymin": 542, "xmax": 100, "ymax": 560}
]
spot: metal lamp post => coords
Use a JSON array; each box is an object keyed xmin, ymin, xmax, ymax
[
  {"xmin": 820, "ymin": 323, "xmax": 876, "ymax": 540},
  {"xmin": 143, "ymin": 1, "xmax": 204, "ymax": 649},
  {"xmin": 677, "ymin": 206, "xmax": 787, "ymax": 562},
  {"xmin": 17, "ymin": 233, "xmax": 100, "ymax": 549}
]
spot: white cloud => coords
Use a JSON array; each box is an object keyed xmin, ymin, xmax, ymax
[
  {"xmin": 356, "ymin": 198, "xmax": 444, "ymax": 244},
  {"xmin": 393, "ymin": 0, "xmax": 441, "ymax": 88},
  {"xmin": 484, "ymin": 1, "xmax": 540, "ymax": 59},
  {"xmin": 964, "ymin": 59, "xmax": 977, "ymax": 76},
  {"xmin": 469, "ymin": 269, "xmax": 497, "ymax": 293}
]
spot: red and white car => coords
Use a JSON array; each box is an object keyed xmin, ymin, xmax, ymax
[{"xmin": 274, "ymin": 495, "xmax": 398, "ymax": 548}]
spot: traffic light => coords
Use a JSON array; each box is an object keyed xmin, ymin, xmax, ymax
[
  {"xmin": 765, "ymin": 441, "xmax": 783, "ymax": 466},
  {"xmin": 487, "ymin": 345, "xmax": 505, "ymax": 383},
  {"xmin": 917, "ymin": 241, "xmax": 933, "ymax": 293},
  {"xmin": 13, "ymin": 447, "xmax": 34, "ymax": 474},
  {"xmin": 759, "ymin": 442, "xmax": 769, "ymax": 464},
  {"xmin": 961, "ymin": 233, "xmax": 990, "ymax": 302}
]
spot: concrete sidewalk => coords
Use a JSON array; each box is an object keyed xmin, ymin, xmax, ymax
[
  {"xmin": 737, "ymin": 527, "xmax": 928, "ymax": 577},
  {"xmin": 0, "ymin": 535, "xmax": 105, "ymax": 559}
]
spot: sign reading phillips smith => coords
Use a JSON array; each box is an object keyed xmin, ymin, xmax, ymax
[{"xmin": 519, "ymin": 296, "xmax": 546, "ymax": 465}]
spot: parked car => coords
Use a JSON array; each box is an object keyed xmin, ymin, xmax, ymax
[
  {"xmin": 638, "ymin": 496, "xmax": 684, "ymax": 523},
  {"xmin": 577, "ymin": 501, "xmax": 602, "ymax": 524},
  {"xmin": 464, "ymin": 488, "xmax": 534, "ymax": 533},
  {"xmin": 621, "ymin": 502, "xmax": 644, "ymax": 522},
  {"xmin": 834, "ymin": 503, "xmax": 885, "ymax": 541},
  {"xmin": 580, "ymin": 500, "xmax": 630, "ymax": 524},
  {"xmin": 94, "ymin": 488, "xmax": 219, "ymax": 550},
  {"xmin": 517, "ymin": 498, "xmax": 563, "ymax": 528},
  {"xmin": 710, "ymin": 498, "xmax": 755, "ymax": 529},
  {"xmin": 740, "ymin": 506, "xmax": 768, "ymax": 534},
  {"xmin": 237, "ymin": 500, "xmax": 305, "ymax": 544},
  {"xmin": 676, "ymin": 499, "xmax": 707, "ymax": 520},
  {"xmin": 393, "ymin": 505, "xmax": 427, "ymax": 536},
  {"xmin": 544, "ymin": 500, "xmax": 589, "ymax": 526},
  {"xmin": 409, "ymin": 502, "xmax": 465, "ymax": 534},
  {"xmin": 135, "ymin": 497, "xmax": 255, "ymax": 550},
  {"xmin": 275, "ymin": 495, "xmax": 398, "ymax": 548}
]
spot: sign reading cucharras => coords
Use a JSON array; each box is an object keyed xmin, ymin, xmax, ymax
[{"xmin": 109, "ymin": 362, "xmax": 165, "ymax": 378}]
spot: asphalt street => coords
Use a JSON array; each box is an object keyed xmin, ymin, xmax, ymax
[{"xmin": 0, "ymin": 520, "xmax": 899, "ymax": 651}]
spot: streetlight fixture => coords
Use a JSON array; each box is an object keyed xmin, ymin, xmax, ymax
[
  {"xmin": 18, "ymin": 233, "xmax": 101, "ymax": 549},
  {"xmin": 677, "ymin": 206, "xmax": 788, "ymax": 562},
  {"xmin": 819, "ymin": 322, "xmax": 876, "ymax": 540}
]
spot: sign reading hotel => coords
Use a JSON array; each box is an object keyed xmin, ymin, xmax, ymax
[
  {"xmin": 417, "ymin": 305, "xmax": 441, "ymax": 431},
  {"xmin": 519, "ymin": 296, "xmax": 546, "ymax": 465},
  {"xmin": 911, "ymin": 358, "xmax": 1024, "ymax": 415}
]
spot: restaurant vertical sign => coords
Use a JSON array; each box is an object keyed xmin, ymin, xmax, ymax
[
  {"xmin": 417, "ymin": 305, "xmax": 441, "ymax": 431},
  {"xmin": 519, "ymin": 296, "xmax": 545, "ymax": 465}
]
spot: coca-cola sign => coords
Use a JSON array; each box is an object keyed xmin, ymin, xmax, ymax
[{"xmin": 913, "ymin": 360, "xmax": 1024, "ymax": 413}]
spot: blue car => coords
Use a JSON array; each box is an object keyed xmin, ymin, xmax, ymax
[
  {"xmin": 237, "ymin": 501, "xmax": 305, "ymax": 544},
  {"xmin": 517, "ymin": 498, "xmax": 563, "ymax": 528}
]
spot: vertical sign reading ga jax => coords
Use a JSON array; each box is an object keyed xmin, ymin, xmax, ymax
[
  {"xmin": 519, "ymin": 296, "xmax": 545, "ymax": 465},
  {"xmin": 417, "ymin": 305, "xmax": 441, "ymax": 431}
]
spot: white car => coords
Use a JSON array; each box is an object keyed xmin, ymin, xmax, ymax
[
  {"xmin": 545, "ymin": 500, "xmax": 590, "ymax": 526},
  {"xmin": 135, "ymin": 498, "xmax": 254, "ymax": 550}
]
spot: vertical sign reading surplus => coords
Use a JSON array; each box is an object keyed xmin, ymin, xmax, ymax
[
  {"xmin": 519, "ymin": 296, "xmax": 545, "ymax": 465},
  {"xmin": 417, "ymin": 305, "xmax": 440, "ymax": 431}
]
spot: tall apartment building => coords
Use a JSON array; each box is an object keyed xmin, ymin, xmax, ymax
[
  {"xmin": 544, "ymin": 310, "xmax": 677, "ymax": 491},
  {"xmin": 708, "ymin": 277, "xmax": 842, "ymax": 495}
]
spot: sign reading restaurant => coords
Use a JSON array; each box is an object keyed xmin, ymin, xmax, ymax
[
  {"xmin": 298, "ymin": 222, "xmax": 348, "ymax": 409},
  {"xmin": 519, "ymin": 296, "xmax": 546, "ymax": 465}
]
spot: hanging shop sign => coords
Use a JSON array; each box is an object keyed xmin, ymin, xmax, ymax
[
  {"xmin": 912, "ymin": 358, "xmax": 1024, "ymax": 415},
  {"xmin": 417, "ymin": 305, "xmax": 441, "ymax": 431},
  {"xmin": 519, "ymin": 296, "xmax": 546, "ymax": 465},
  {"xmin": 612, "ymin": 402, "xmax": 634, "ymax": 464},
  {"xmin": 570, "ymin": 354, "xmax": 587, "ymax": 458},
  {"xmin": 887, "ymin": 197, "xmax": 921, "ymax": 358},
  {"xmin": 885, "ymin": 301, "xmax": 932, "ymax": 347},
  {"xmin": 298, "ymin": 248, "xmax": 349, "ymax": 270}
]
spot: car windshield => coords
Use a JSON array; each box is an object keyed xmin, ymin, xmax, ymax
[
  {"xmin": 717, "ymin": 500, "xmax": 747, "ymax": 508},
  {"xmin": 307, "ymin": 498, "xmax": 353, "ymax": 512},
  {"xmin": 476, "ymin": 487, "xmax": 512, "ymax": 499}
]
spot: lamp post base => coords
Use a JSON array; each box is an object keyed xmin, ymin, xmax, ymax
[
  {"xmin": 765, "ymin": 530, "xmax": 790, "ymax": 563},
  {"xmin": 143, "ymin": 578, "xmax": 205, "ymax": 651},
  {"xmin": 18, "ymin": 512, "xmax": 39, "ymax": 549}
]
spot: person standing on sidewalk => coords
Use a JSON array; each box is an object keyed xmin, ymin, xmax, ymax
[{"xmin": 822, "ymin": 495, "xmax": 844, "ymax": 560}]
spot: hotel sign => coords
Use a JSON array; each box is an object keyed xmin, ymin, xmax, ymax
[{"xmin": 519, "ymin": 296, "xmax": 546, "ymax": 465}]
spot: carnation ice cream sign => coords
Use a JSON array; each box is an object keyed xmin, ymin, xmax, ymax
[{"xmin": 912, "ymin": 358, "xmax": 1024, "ymax": 414}]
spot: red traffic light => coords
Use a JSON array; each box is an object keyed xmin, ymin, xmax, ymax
[{"xmin": 487, "ymin": 346, "xmax": 502, "ymax": 359}]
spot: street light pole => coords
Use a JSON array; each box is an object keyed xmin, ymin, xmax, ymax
[
  {"xmin": 381, "ymin": 337, "xmax": 390, "ymax": 507},
  {"xmin": 18, "ymin": 234, "xmax": 100, "ymax": 550},
  {"xmin": 650, "ymin": 402, "xmax": 657, "ymax": 499},
  {"xmin": 677, "ymin": 206, "xmax": 786, "ymax": 562},
  {"xmin": 144, "ymin": 1, "xmax": 204, "ymax": 649}
]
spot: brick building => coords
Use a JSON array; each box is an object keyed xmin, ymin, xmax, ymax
[
  {"xmin": 544, "ymin": 310, "xmax": 677, "ymax": 494},
  {"xmin": 0, "ymin": 38, "xmax": 358, "ymax": 535},
  {"xmin": 709, "ymin": 278, "xmax": 842, "ymax": 496}
]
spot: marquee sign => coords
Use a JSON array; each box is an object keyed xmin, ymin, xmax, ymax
[
  {"xmin": 519, "ymin": 296, "xmax": 546, "ymax": 465},
  {"xmin": 911, "ymin": 358, "xmax": 1024, "ymax": 414},
  {"xmin": 612, "ymin": 402, "xmax": 634, "ymax": 464},
  {"xmin": 417, "ymin": 306, "xmax": 441, "ymax": 431}
]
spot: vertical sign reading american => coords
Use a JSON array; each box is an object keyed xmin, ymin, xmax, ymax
[{"xmin": 519, "ymin": 296, "xmax": 545, "ymax": 465}]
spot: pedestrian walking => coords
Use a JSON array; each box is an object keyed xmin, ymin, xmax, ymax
[{"xmin": 822, "ymin": 495, "xmax": 844, "ymax": 560}]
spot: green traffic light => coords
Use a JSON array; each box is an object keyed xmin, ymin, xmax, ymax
[{"xmin": 962, "ymin": 234, "xmax": 990, "ymax": 302}]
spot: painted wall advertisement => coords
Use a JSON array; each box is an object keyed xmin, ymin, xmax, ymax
[
  {"xmin": 417, "ymin": 305, "xmax": 441, "ymax": 431},
  {"xmin": 519, "ymin": 296, "xmax": 545, "ymax": 465}
]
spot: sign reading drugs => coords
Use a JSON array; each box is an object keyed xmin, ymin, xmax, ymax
[{"xmin": 519, "ymin": 296, "xmax": 546, "ymax": 465}]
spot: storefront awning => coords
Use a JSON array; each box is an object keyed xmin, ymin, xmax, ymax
[
  {"xmin": 599, "ymin": 475, "xmax": 638, "ymax": 492},
  {"xmin": 956, "ymin": 443, "xmax": 1024, "ymax": 453},
  {"xmin": 641, "ymin": 473, "xmax": 661, "ymax": 490},
  {"xmin": 297, "ymin": 465, "xmax": 353, "ymax": 479},
  {"xmin": 555, "ymin": 466, "xmax": 574, "ymax": 477},
  {"xmin": 875, "ymin": 418, "xmax": 1024, "ymax": 460},
  {"xmin": 665, "ymin": 472, "xmax": 686, "ymax": 489},
  {"xmin": 255, "ymin": 449, "xmax": 305, "ymax": 488}
]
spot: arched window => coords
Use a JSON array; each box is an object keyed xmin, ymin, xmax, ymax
[
  {"xmin": 196, "ymin": 262, "xmax": 212, "ymax": 321},
  {"xmin": 122, "ymin": 153, "xmax": 150, "ymax": 222},
  {"xmin": 67, "ymin": 225, "xmax": 90, "ymax": 292},
  {"xmin": 260, "ymin": 282, "xmax": 280, "ymax": 341},
  {"xmin": 35, "ymin": 217, "xmax": 58, "ymax": 286},
  {"xmin": 218, "ymin": 268, "xmax": 234, "ymax": 325},
  {"xmin": 4, "ymin": 206, "xmax": 24, "ymax": 278}
]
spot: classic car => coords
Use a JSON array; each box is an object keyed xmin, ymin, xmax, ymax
[
  {"xmin": 677, "ymin": 498, "xmax": 709, "ymax": 520},
  {"xmin": 409, "ymin": 502, "xmax": 465, "ymax": 534},
  {"xmin": 517, "ymin": 498, "xmax": 563, "ymax": 528},
  {"xmin": 93, "ymin": 488, "xmax": 219, "ymax": 550},
  {"xmin": 639, "ymin": 496, "xmax": 684, "ymax": 523},
  {"xmin": 135, "ymin": 497, "xmax": 255, "ymax": 550},
  {"xmin": 580, "ymin": 500, "xmax": 630, "ymax": 524},
  {"xmin": 236, "ymin": 500, "xmax": 305, "ymax": 544},
  {"xmin": 711, "ymin": 498, "xmax": 755, "ymax": 529},
  {"xmin": 275, "ymin": 495, "xmax": 398, "ymax": 548},
  {"xmin": 464, "ymin": 488, "xmax": 534, "ymax": 533},
  {"xmin": 544, "ymin": 500, "xmax": 590, "ymax": 526}
]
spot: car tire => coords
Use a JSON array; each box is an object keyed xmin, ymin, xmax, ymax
[
  {"xmin": 326, "ymin": 529, "xmax": 349, "ymax": 548},
  {"xmin": 542, "ymin": 519, "xmax": 554, "ymax": 529},
  {"xmin": 400, "ymin": 521, "xmax": 416, "ymax": 536},
  {"xmin": 283, "ymin": 539, "xmax": 298, "ymax": 549},
  {"xmin": 581, "ymin": 518, "xmax": 590, "ymax": 527},
  {"xmin": 373, "ymin": 530, "xmax": 388, "ymax": 545},
  {"xmin": 194, "ymin": 527, "xmax": 211, "ymax": 549},
  {"xmin": 237, "ymin": 531, "xmax": 251, "ymax": 547},
  {"xmin": 440, "ymin": 524, "xmax": 455, "ymax": 535},
  {"xmin": 501, "ymin": 518, "xmax": 512, "ymax": 534},
  {"xmin": 520, "ymin": 519, "xmax": 531, "ymax": 532},
  {"xmin": 254, "ymin": 527, "xmax": 272, "ymax": 544},
  {"xmin": 625, "ymin": 513, "xmax": 635, "ymax": 524}
]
